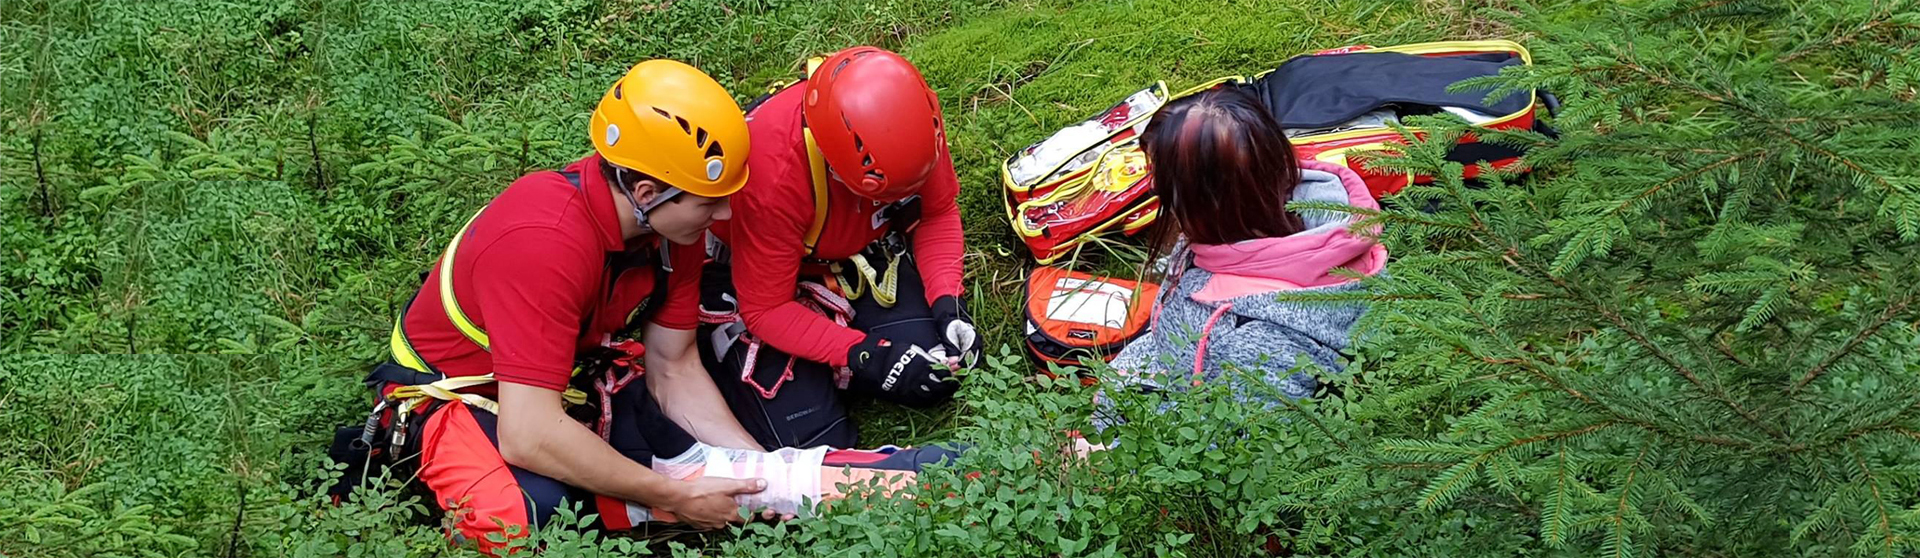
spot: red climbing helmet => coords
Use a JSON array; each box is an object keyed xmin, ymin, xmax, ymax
[{"xmin": 803, "ymin": 46, "xmax": 947, "ymax": 202}]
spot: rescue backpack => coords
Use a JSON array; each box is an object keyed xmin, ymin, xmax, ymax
[
  {"xmin": 1022, "ymin": 265, "xmax": 1159, "ymax": 376},
  {"xmin": 1003, "ymin": 39, "xmax": 1554, "ymax": 264}
]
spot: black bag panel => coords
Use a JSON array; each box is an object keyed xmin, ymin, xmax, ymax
[
  {"xmin": 1248, "ymin": 51, "xmax": 1529, "ymax": 129},
  {"xmin": 700, "ymin": 335, "xmax": 860, "ymax": 449},
  {"xmin": 696, "ymin": 259, "xmax": 859, "ymax": 449}
]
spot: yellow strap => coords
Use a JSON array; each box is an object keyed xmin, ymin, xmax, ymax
[
  {"xmin": 389, "ymin": 315, "xmax": 433, "ymax": 373},
  {"xmin": 389, "ymin": 375, "xmax": 504, "ymax": 414},
  {"xmin": 439, "ymin": 209, "xmax": 492, "ymax": 350},
  {"xmin": 801, "ymin": 129, "xmax": 831, "ymax": 253},
  {"xmin": 796, "ymin": 55, "xmax": 831, "ymax": 254},
  {"xmin": 387, "ymin": 207, "xmax": 488, "ymax": 374},
  {"xmin": 840, "ymin": 253, "xmax": 900, "ymax": 308},
  {"xmin": 1171, "ymin": 75, "xmax": 1246, "ymax": 98},
  {"xmin": 386, "ymin": 373, "xmax": 592, "ymax": 415}
]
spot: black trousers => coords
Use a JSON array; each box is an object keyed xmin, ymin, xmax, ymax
[{"xmin": 697, "ymin": 248, "xmax": 945, "ymax": 450}]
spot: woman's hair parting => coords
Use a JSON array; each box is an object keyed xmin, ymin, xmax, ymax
[{"xmin": 1140, "ymin": 85, "xmax": 1304, "ymax": 246}]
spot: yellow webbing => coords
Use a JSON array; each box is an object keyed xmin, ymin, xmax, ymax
[{"xmin": 835, "ymin": 253, "xmax": 900, "ymax": 308}]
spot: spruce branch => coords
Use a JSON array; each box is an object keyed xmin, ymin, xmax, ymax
[
  {"xmin": 1606, "ymin": 442, "xmax": 1653, "ymax": 558},
  {"xmin": 1543, "ymin": 439, "xmax": 1582, "ymax": 546},
  {"xmin": 1850, "ymin": 443, "xmax": 1898, "ymax": 557},
  {"xmin": 1779, "ymin": 1, "xmax": 1912, "ymax": 63},
  {"xmin": 1503, "ymin": 242, "xmax": 1788, "ymax": 441},
  {"xmin": 1610, "ymin": 151, "xmax": 1757, "ymax": 215},
  {"xmin": 1411, "ymin": 422, "xmax": 1617, "ymax": 511},
  {"xmin": 1791, "ymin": 294, "xmax": 1915, "ymax": 393},
  {"xmin": 1712, "ymin": 334, "xmax": 1751, "ymax": 367},
  {"xmin": 1450, "ymin": 293, "xmax": 1756, "ymax": 448}
]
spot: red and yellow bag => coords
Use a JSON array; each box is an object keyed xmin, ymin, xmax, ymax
[
  {"xmin": 1023, "ymin": 266, "xmax": 1160, "ymax": 371},
  {"xmin": 1003, "ymin": 39, "xmax": 1549, "ymax": 263},
  {"xmin": 1253, "ymin": 40, "xmax": 1547, "ymax": 198}
]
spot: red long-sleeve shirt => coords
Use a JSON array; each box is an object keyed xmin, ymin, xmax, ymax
[
  {"xmin": 713, "ymin": 84, "xmax": 965, "ymax": 367},
  {"xmin": 401, "ymin": 154, "xmax": 705, "ymax": 392}
]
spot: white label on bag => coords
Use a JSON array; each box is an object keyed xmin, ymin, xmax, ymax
[{"xmin": 1045, "ymin": 278, "xmax": 1134, "ymax": 329}]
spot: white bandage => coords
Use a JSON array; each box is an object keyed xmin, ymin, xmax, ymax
[{"xmin": 653, "ymin": 443, "xmax": 829, "ymax": 518}]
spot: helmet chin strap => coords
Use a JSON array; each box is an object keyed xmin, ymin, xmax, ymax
[{"xmin": 613, "ymin": 166, "xmax": 685, "ymax": 235}]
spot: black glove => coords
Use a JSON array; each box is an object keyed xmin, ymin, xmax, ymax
[
  {"xmin": 931, "ymin": 296, "xmax": 980, "ymax": 368},
  {"xmin": 847, "ymin": 334, "xmax": 958, "ymax": 407}
]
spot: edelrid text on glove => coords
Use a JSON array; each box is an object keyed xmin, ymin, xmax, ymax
[{"xmin": 847, "ymin": 335, "xmax": 958, "ymax": 407}]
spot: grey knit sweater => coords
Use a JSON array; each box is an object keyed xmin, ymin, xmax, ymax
[{"xmin": 1107, "ymin": 164, "xmax": 1379, "ymax": 406}]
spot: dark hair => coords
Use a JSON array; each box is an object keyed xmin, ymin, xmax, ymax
[
  {"xmin": 1140, "ymin": 85, "xmax": 1303, "ymax": 246},
  {"xmin": 599, "ymin": 160, "xmax": 684, "ymax": 203}
]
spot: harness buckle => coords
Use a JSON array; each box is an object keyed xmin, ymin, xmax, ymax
[
  {"xmin": 388, "ymin": 401, "xmax": 413, "ymax": 456},
  {"xmin": 358, "ymin": 400, "xmax": 388, "ymax": 449},
  {"xmin": 878, "ymin": 230, "xmax": 908, "ymax": 257}
]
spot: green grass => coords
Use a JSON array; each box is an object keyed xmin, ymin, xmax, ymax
[{"xmin": 2, "ymin": 0, "xmax": 1497, "ymax": 555}]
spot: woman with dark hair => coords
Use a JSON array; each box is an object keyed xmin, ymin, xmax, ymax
[{"xmin": 1107, "ymin": 85, "xmax": 1387, "ymax": 405}]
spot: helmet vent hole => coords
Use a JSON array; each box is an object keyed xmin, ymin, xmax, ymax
[
  {"xmin": 695, "ymin": 128, "xmax": 709, "ymax": 147},
  {"xmin": 852, "ymin": 134, "xmax": 864, "ymax": 152},
  {"xmin": 675, "ymin": 116, "xmax": 691, "ymax": 133},
  {"xmin": 705, "ymin": 142, "xmax": 724, "ymax": 159},
  {"xmin": 613, "ymin": 83, "xmax": 623, "ymax": 99},
  {"xmin": 861, "ymin": 154, "xmax": 874, "ymax": 167},
  {"xmin": 832, "ymin": 58, "xmax": 853, "ymax": 78},
  {"xmin": 653, "ymin": 108, "xmax": 672, "ymax": 119}
]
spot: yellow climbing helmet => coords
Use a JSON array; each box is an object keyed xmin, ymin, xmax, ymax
[{"xmin": 589, "ymin": 60, "xmax": 750, "ymax": 198}]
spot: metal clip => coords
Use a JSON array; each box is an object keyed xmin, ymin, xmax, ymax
[
  {"xmin": 388, "ymin": 400, "xmax": 414, "ymax": 454},
  {"xmin": 357, "ymin": 400, "xmax": 388, "ymax": 448}
]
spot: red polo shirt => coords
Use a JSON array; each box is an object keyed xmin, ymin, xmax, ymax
[
  {"xmin": 713, "ymin": 84, "xmax": 966, "ymax": 367},
  {"xmin": 399, "ymin": 154, "xmax": 704, "ymax": 392}
]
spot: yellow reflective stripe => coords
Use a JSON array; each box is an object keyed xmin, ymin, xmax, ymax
[
  {"xmin": 1010, "ymin": 140, "xmax": 1152, "ymax": 240},
  {"xmin": 1000, "ymin": 165, "xmax": 1020, "ymax": 222},
  {"xmin": 787, "ymin": 55, "xmax": 833, "ymax": 254},
  {"xmin": 389, "ymin": 316, "xmax": 433, "ymax": 373},
  {"xmin": 386, "ymin": 204, "xmax": 612, "ymax": 412},
  {"xmin": 801, "ymin": 129, "xmax": 831, "ymax": 253},
  {"xmin": 1310, "ymin": 144, "xmax": 1413, "ymax": 188},
  {"xmin": 439, "ymin": 209, "xmax": 492, "ymax": 350}
]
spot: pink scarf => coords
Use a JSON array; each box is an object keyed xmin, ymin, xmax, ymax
[{"xmin": 1188, "ymin": 160, "xmax": 1387, "ymax": 301}]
